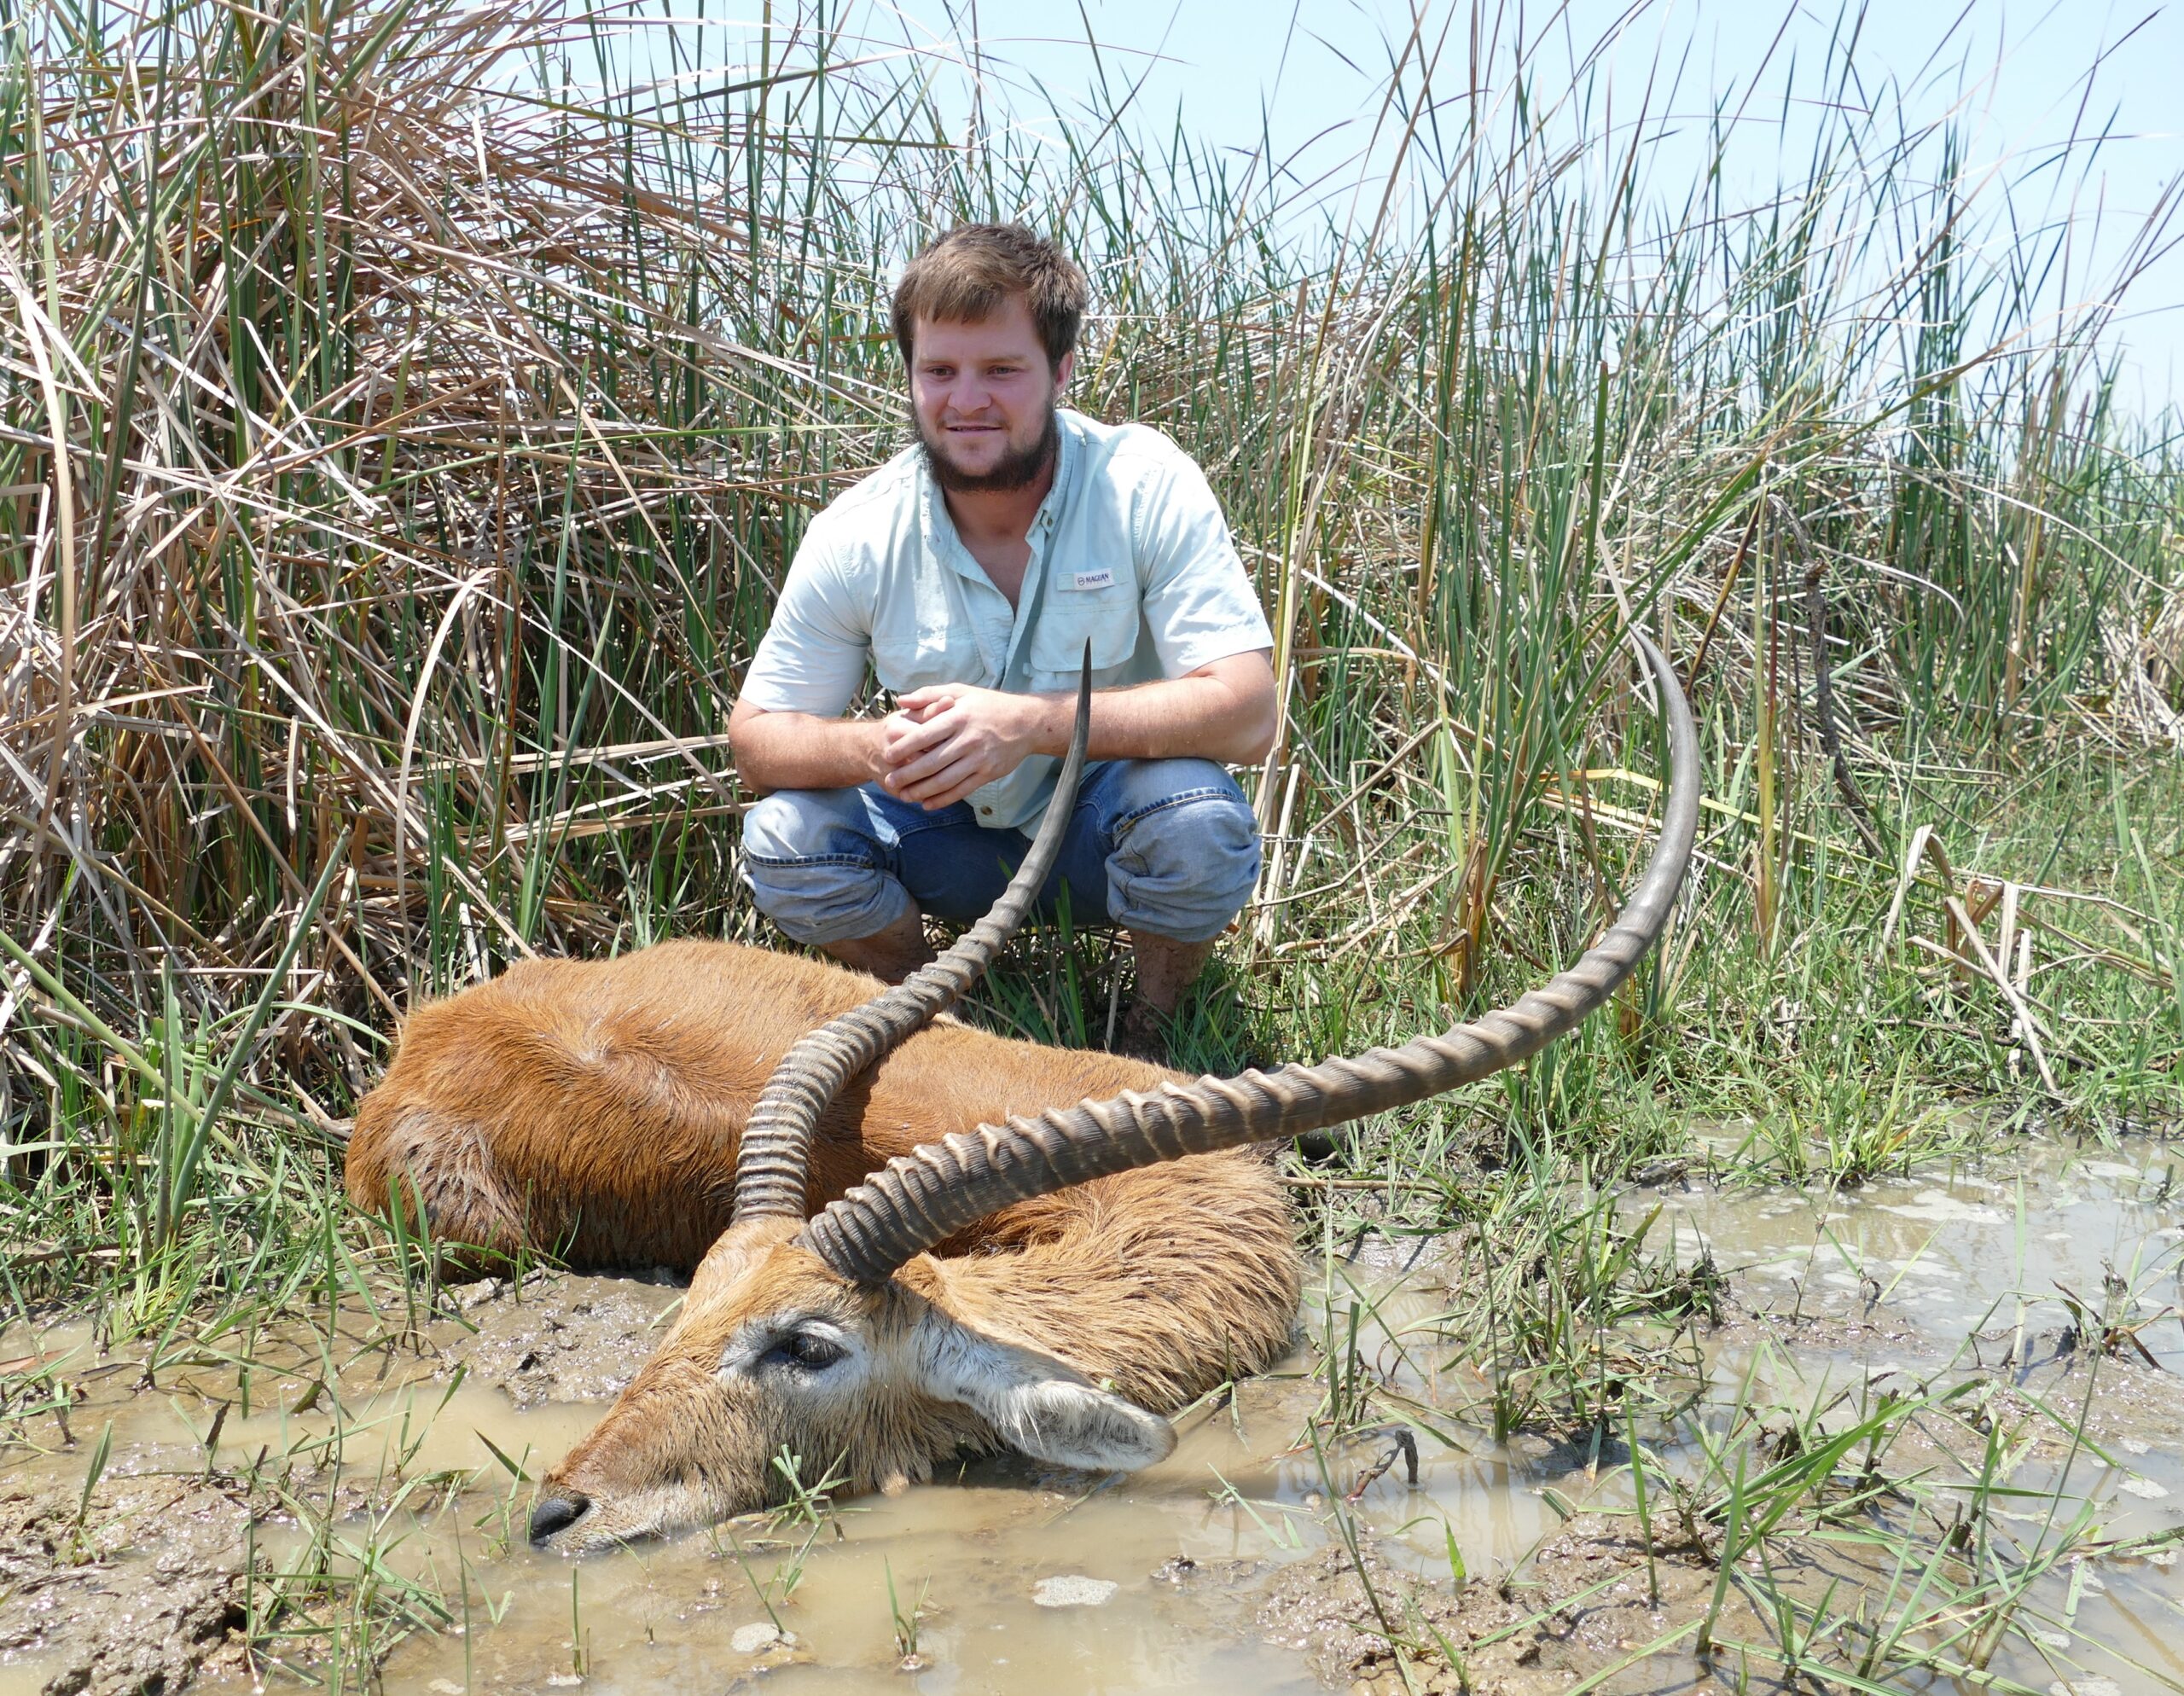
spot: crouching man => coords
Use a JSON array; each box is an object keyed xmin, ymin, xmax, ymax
[{"xmin": 728, "ymin": 223, "xmax": 1277, "ymax": 1055}]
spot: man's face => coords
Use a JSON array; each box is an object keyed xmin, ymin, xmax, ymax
[{"xmin": 909, "ymin": 296, "xmax": 1073, "ymax": 494}]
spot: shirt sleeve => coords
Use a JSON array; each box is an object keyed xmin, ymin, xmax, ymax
[
  {"xmin": 736, "ymin": 521, "xmax": 874, "ymax": 715},
  {"xmin": 1132, "ymin": 445, "xmax": 1274, "ymax": 675}
]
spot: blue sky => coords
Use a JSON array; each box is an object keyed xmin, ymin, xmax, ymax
[
  {"xmin": 858, "ymin": 1, "xmax": 2184, "ymax": 411},
  {"xmin": 619, "ymin": 1, "xmax": 2182, "ymax": 413}
]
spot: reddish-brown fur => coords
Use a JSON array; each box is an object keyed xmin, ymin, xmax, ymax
[{"xmin": 348, "ymin": 938, "xmax": 1302, "ymax": 1548}]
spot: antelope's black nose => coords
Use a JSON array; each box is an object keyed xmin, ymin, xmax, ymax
[{"xmin": 529, "ymin": 1490, "xmax": 591, "ymax": 1544}]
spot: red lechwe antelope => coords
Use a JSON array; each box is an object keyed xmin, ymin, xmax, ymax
[{"xmin": 347, "ymin": 638, "xmax": 1697, "ymax": 1554}]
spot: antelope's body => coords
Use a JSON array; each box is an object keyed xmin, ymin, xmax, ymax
[
  {"xmin": 354, "ymin": 939, "xmax": 1296, "ymax": 1294},
  {"xmin": 350, "ymin": 939, "xmax": 1300, "ymax": 1538}
]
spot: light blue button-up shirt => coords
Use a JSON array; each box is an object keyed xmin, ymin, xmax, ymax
[{"xmin": 739, "ymin": 409, "xmax": 1273, "ymax": 829}]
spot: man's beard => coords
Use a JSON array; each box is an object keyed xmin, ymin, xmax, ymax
[{"xmin": 916, "ymin": 404, "xmax": 1060, "ymax": 495}]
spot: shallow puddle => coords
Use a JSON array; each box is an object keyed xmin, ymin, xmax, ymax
[
  {"xmin": 1657, "ymin": 1132, "xmax": 2184, "ymax": 1376},
  {"xmin": 3, "ymin": 1133, "xmax": 2181, "ymax": 1695}
]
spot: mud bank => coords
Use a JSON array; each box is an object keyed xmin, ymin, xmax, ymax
[
  {"xmin": 0, "ymin": 1134, "xmax": 2178, "ymax": 1695},
  {"xmin": 0, "ymin": 1473, "xmax": 251, "ymax": 1696},
  {"xmin": 1242, "ymin": 1514, "xmax": 1769, "ymax": 1694}
]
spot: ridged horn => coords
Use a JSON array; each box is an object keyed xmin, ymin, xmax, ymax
[
  {"xmin": 800, "ymin": 631, "xmax": 1699, "ymax": 1282},
  {"xmin": 731, "ymin": 648, "xmax": 1095, "ymax": 1223}
]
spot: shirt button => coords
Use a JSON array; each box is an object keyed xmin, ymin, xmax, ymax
[{"xmin": 979, "ymin": 805, "xmax": 992, "ymax": 816}]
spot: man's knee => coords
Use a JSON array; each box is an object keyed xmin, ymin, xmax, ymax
[
  {"xmin": 739, "ymin": 789, "xmax": 914, "ymax": 945},
  {"xmin": 1101, "ymin": 762, "xmax": 1261, "ymax": 944}
]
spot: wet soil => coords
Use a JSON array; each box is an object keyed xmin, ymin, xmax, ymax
[
  {"xmin": 1, "ymin": 1134, "xmax": 2181, "ymax": 1695},
  {"xmin": 1245, "ymin": 1514, "xmax": 1769, "ymax": 1695},
  {"xmin": 436, "ymin": 1269, "xmax": 682, "ymax": 1408},
  {"xmin": 0, "ymin": 1273, "xmax": 671, "ymax": 1696},
  {"xmin": 0, "ymin": 1473, "xmax": 251, "ymax": 1696}
]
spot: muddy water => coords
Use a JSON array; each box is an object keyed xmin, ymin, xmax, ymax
[
  {"xmin": 3, "ymin": 1134, "xmax": 2181, "ymax": 1695},
  {"xmin": 1641, "ymin": 1137, "xmax": 2184, "ymax": 1694},
  {"xmin": 1662, "ymin": 1134, "xmax": 2184, "ymax": 1371}
]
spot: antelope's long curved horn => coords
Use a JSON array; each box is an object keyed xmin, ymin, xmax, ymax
[
  {"xmin": 800, "ymin": 631, "xmax": 1699, "ymax": 1281},
  {"xmin": 732, "ymin": 648, "xmax": 1095, "ymax": 1223}
]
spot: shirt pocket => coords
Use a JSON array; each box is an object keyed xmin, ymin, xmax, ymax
[
  {"xmin": 869, "ymin": 622, "xmax": 985, "ymax": 694},
  {"xmin": 1028, "ymin": 582, "xmax": 1140, "ymax": 680}
]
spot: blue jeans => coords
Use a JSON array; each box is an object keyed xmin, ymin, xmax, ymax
[{"xmin": 741, "ymin": 759, "xmax": 1260, "ymax": 946}]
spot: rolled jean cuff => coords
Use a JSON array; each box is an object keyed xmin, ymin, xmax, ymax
[
  {"xmin": 1104, "ymin": 789, "xmax": 1261, "ymax": 943},
  {"xmin": 741, "ymin": 857, "xmax": 917, "ymax": 945},
  {"xmin": 739, "ymin": 788, "xmax": 920, "ymax": 945}
]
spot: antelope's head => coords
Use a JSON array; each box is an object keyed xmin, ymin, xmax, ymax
[
  {"xmin": 527, "ymin": 635, "xmax": 1701, "ymax": 1554},
  {"xmin": 525, "ymin": 1215, "xmax": 1174, "ymax": 1551}
]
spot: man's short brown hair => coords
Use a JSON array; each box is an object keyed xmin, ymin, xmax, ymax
[{"xmin": 892, "ymin": 224, "xmax": 1089, "ymax": 373}]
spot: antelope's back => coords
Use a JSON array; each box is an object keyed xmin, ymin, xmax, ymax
[{"xmin": 346, "ymin": 938, "xmax": 1234, "ymax": 1271}]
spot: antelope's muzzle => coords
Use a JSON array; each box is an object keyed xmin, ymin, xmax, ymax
[{"xmin": 528, "ymin": 1487, "xmax": 592, "ymax": 1545}]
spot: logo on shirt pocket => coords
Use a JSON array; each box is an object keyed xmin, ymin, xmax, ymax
[{"xmin": 1068, "ymin": 567, "xmax": 1116, "ymax": 591}]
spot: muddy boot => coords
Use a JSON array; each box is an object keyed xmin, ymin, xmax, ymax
[
  {"xmin": 820, "ymin": 909, "xmax": 935, "ymax": 985},
  {"xmin": 1109, "ymin": 998, "xmax": 1173, "ymax": 1064},
  {"xmin": 1112, "ymin": 931, "xmax": 1218, "ymax": 1063}
]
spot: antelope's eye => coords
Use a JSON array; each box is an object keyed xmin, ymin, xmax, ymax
[{"xmin": 767, "ymin": 1331, "xmax": 846, "ymax": 1372}]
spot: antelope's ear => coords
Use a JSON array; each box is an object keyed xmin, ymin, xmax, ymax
[{"xmin": 921, "ymin": 1326, "xmax": 1176, "ymax": 1474}]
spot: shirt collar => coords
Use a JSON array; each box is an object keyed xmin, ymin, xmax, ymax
[{"xmin": 1037, "ymin": 407, "xmax": 1080, "ymax": 534}]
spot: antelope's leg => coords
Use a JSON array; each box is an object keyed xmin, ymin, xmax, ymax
[
  {"xmin": 347, "ymin": 1102, "xmax": 557, "ymax": 1275},
  {"xmin": 350, "ymin": 1091, "xmax": 744, "ymax": 1277}
]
